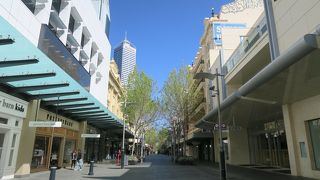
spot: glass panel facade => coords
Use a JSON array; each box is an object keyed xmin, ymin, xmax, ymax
[
  {"xmin": 309, "ymin": 119, "xmax": 320, "ymax": 169},
  {"xmin": 31, "ymin": 136, "xmax": 49, "ymax": 169},
  {"xmin": 38, "ymin": 24, "xmax": 91, "ymax": 91}
]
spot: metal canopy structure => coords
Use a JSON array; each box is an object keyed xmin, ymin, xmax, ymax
[{"xmin": 0, "ymin": 17, "xmax": 125, "ymax": 130}]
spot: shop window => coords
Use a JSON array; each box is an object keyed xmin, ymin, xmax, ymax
[
  {"xmin": 308, "ymin": 119, "xmax": 320, "ymax": 169},
  {"xmin": 8, "ymin": 134, "xmax": 17, "ymax": 166},
  {"xmin": 0, "ymin": 133, "xmax": 5, "ymax": 161},
  {"xmin": 31, "ymin": 136, "xmax": 49, "ymax": 169},
  {"xmin": 0, "ymin": 117, "xmax": 8, "ymax": 124}
]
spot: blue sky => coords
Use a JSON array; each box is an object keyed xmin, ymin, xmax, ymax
[{"xmin": 109, "ymin": 0, "xmax": 233, "ymax": 90}]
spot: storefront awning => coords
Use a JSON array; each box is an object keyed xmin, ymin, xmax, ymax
[
  {"xmin": 196, "ymin": 30, "xmax": 320, "ymax": 129},
  {"xmin": 0, "ymin": 17, "xmax": 125, "ymax": 129}
]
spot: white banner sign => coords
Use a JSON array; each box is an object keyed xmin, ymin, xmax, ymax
[
  {"xmin": 81, "ymin": 134, "xmax": 100, "ymax": 138},
  {"xmin": 29, "ymin": 121, "xmax": 62, "ymax": 128},
  {"xmin": 0, "ymin": 91, "xmax": 28, "ymax": 118}
]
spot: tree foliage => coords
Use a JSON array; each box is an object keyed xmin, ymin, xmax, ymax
[
  {"xmin": 121, "ymin": 68, "xmax": 160, "ymax": 155},
  {"xmin": 161, "ymin": 65, "xmax": 199, "ymax": 157}
]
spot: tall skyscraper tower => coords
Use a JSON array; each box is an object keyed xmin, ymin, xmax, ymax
[{"xmin": 114, "ymin": 38, "xmax": 137, "ymax": 86}]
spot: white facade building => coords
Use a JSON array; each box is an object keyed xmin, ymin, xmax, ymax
[
  {"xmin": 114, "ymin": 39, "xmax": 137, "ymax": 86},
  {"xmin": 0, "ymin": 0, "xmax": 113, "ymax": 178},
  {"xmin": 0, "ymin": 0, "xmax": 111, "ymax": 107}
]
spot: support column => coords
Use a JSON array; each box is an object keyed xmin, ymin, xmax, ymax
[{"xmin": 282, "ymin": 104, "xmax": 299, "ymax": 176}]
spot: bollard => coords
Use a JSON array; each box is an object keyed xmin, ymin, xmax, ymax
[
  {"xmin": 49, "ymin": 166, "xmax": 57, "ymax": 180},
  {"xmin": 88, "ymin": 161, "xmax": 94, "ymax": 175}
]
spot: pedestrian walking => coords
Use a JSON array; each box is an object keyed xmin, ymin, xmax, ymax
[
  {"xmin": 74, "ymin": 149, "xmax": 83, "ymax": 171},
  {"xmin": 71, "ymin": 150, "xmax": 77, "ymax": 168}
]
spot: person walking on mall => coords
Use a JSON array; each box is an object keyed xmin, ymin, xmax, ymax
[
  {"xmin": 74, "ymin": 149, "xmax": 83, "ymax": 171},
  {"xmin": 71, "ymin": 150, "xmax": 77, "ymax": 169}
]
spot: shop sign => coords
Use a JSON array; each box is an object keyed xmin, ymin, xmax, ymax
[
  {"xmin": 0, "ymin": 91, "xmax": 28, "ymax": 118},
  {"xmin": 29, "ymin": 121, "xmax": 62, "ymax": 127},
  {"xmin": 81, "ymin": 134, "xmax": 100, "ymax": 138},
  {"xmin": 213, "ymin": 23, "xmax": 247, "ymax": 45}
]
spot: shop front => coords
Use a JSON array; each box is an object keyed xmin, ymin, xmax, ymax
[
  {"xmin": 30, "ymin": 109, "xmax": 81, "ymax": 172},
  {"xmin": 248, "ymin": 119, "xmax": 289, "ymax": 168},
  {"xmin": 0, "ymin": 91, "xmax": 28, "ymax": 179}
]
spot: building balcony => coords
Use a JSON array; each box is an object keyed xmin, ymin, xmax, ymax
[
  {"xmin": 189, "ymin": 98, "xmax": 206, "ymax": 122},
  {"xmin": 224, "ymin": 16, "xmax": 268, "ymax": 75},
  {"xmin": 38, "ymin": 24, "xmax": 90, "ymax": 91}
]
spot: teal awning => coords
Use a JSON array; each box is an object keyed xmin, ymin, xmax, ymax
[{"xmin": 0, "ymin": 17, "xmax": 124, "ymax": 130}]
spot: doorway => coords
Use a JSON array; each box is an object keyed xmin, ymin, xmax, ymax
[
  {"xmin": 50, "ymin": 137, "xmax": 62, "ymax": 167},
  {"xmin": 252, "ymin": 131, "xmax": 289, "ymax": 167}
]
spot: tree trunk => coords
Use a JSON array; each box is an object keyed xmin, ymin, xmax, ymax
[
  {"xmin": 183, "ymin": 121, "xmax": 187, "ymax": 156},
  {"xmin": 131, "ymin": 134, "xmax": 136, "ymax": 156}
]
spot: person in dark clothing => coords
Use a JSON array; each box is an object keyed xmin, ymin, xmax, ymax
[{"xmin": 71, "ymin": 150, "xmax": 77, "ymax": 168}]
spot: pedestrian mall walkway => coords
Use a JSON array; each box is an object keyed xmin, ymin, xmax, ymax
[{"xmin": 15, "ymin": 155, "xmax": 315, "ymax": 180}]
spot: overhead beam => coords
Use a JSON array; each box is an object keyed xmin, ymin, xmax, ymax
[
  {"xmin": 52, "ymin": 103, "xmax": 94, "ymax": 109},
  {"xmin": 76, "ymin": 117, "xmax": 112, "ymax": 121},
  {"xmin": 0, "ymin": 37, "xmax": 14, "ymax": 45},
  {"xmin": 63, "ymin": 107, "xmax": 100, "ymax": 112},
  {"xmin": 69, "ymin": 110, "xmax": 105, "ymax": 116},
  {"xmin": 43, "ymin": 97, "xmax": 88, "ymax": 105},
  {"xmin": 0, "ymin": 58, "xmax": 39, "ymax": 67},
  {"xmin": 71, "ymin": 113, "xmax": 109, "ymax": 118},
  {"xmin": 14, "ymin": 82, "xmax": 69, "ymax": 92},
  {"xmin": 0, "ymin": 72, "xmax": 56, "ymax": 82},
  {"xmin": 29, "ymin": 91, "xmax": 80, "ymax": 99}
]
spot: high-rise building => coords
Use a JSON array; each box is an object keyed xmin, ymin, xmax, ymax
[
  {"xmin": 0, "ymin": 0, "xmax": 128, "ymax": 178},
  {"xmin": 114, "ymin": 38, "xmax": 137, "ymax": 86}
]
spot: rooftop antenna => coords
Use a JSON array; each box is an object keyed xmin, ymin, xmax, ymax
[
  {"xmin": 211, "ymin": 7, "xmax": 215, "ymax": 17},
  {"xmin": 124, "ymin": 31, "xmax": 127, "ymax": 41}
]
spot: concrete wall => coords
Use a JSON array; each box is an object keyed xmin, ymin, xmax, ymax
[
  {"xmin": 282, "ymin": 95, "xmax": 320, "ymax": 179},
  {"xmin": 15, "ymin": 101, "xmax": 38, "ymax": 177},
  {"xmin": 274, "ymin": 0, "xmax": 320, "ymax": 178},
  {"xmin": 228, "ymin": 129, "xmax": 250, "ymax": 165},
  {"xmin": 274, "ymin": 0, "xmax": 320, "ymax": 54}
]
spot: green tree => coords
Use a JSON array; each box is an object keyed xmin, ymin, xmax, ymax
[
  {"xmin": 145, "ymin": 128, "xmax": 157, "ymax": 151},
  {"xmin": 161, "ymin": 65, "xmax": 198, "ymax": 159},
  {"xmin": 122, "ymin": 68, "xmax": 159, "ymax": 156},
  {"xmin": 157, "ymin": 128, "xmax": 169, "ymax": 151}
]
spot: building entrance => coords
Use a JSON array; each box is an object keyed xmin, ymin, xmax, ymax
[
  {"xmin": 250, "ymin": 130, "xmax": 289, "ymax": 168},
  {"xmin": 50, "ymin": 137, "xmax": 62, "ymax": 167}
]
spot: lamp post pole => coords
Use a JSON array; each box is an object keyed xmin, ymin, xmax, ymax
[
  {"xmin": 121, "ymin": 100, "xmax": 127, "ymax": 169},
  {"xmin": 215, "ymin": 68, "xmax": 226, "ymax": 180}
]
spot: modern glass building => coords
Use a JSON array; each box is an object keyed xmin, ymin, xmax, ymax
[{"xmin": 114, "ymin": 39, "xmax": 137, "ymax": 86}]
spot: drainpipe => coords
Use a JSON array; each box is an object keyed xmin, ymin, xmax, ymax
[{"xmin": 263, "ymin": 0, "xmax": 280, "ymax": 61}]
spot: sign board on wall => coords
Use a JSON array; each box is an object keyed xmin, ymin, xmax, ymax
[
  {"xmin": 0, "ymin": 91, "xmax": 28, "ymax": 118},
  {"xmin": 81, "ymin": 134, "xmax": 100, "ymax": 138},
  {"xmin": 213, "ymin": 23, "xmax": 247, "ymax": 46},
  {"xmin": 29, "ymin": 121, "xmax": 62, "ymax": 127}
]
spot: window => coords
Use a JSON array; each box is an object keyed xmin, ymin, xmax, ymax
[
  {"xmin": 68, "ymin": 15, "xmax": 75, "ymax": 34},
  {"xmin": 0, "ymin": 133, "xmax": 5, "ymax": 161},
  {"xmin": 8, "ymin": 134, "xmax": 17, "ymax": 166},
  {"xmin": 309, "ymin": 119, "xmax": 320, "ymax": 169},
  {"xmin": 22, "ymin": 0, "xmax": 36, "ymax": 14},
  {"xmin": 105, "ymin": 15, "xmax": 111, "ymax": 38},
  {"xmin": 0, "ymin": 118, "xmax": 8, "ymax": 124},
  {"xmin": 51, "ymin": 0, "xmax": 62, "ymax": 14}
]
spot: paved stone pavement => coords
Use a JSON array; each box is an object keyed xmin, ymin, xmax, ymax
[{"xmin": 15, "ymin": 155, "xmax": 315, "ymax": 180}]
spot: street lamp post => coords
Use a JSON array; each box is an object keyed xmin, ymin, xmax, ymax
[
  {"xmin": 194, "ymin": 69, "xmax": 226, "ymax": 180},
  {"xmin": 120, "ymin": 100, "xmax": 135, "ymax": 169}
]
